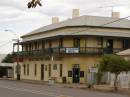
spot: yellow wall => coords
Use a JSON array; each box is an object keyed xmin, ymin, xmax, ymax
[
  {"xmin": 20, "ymin": 56, "xmax": 100, "ymax": 83},
  {"xmin": 22, "ymin": 37, "xmax": 123, "ymax": 51},
  {"xmin": 19, "ymin": 26, "xmax": 129, "ymax": 83}
]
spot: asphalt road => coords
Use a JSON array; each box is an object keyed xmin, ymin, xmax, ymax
[{"xmin": 0, "ymin": 80, "xmax": 128, "ymax": 97}]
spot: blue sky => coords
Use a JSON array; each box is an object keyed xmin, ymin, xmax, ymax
[{"xmin": 0, "ymin": 0, "xmax": 130, "ymax": 54}]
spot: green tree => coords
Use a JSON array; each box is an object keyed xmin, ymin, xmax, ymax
[
  {"xmin": 99, "ymin": 54, "xmax": 130, "ymax": 91},
  {"xmin": 2, "ymin": 54, "xmax": 14, "ymax": 63},
  {"xmin": 28, "ymin": 0, "xmax": 42, "ymax": 8}
]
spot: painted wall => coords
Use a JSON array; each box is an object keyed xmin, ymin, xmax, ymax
[{"xmin": 20, "ymin": 56, "xmax": 100, "ymax": 83}]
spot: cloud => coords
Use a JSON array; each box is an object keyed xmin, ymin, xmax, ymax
[{"xmin": 0, "ymin": 0, "xmax": 130, "ymax": 53}]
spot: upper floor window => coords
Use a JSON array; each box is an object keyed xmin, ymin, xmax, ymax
[
  {"xmin": 59, "ymin": 38, "xmax": 63, "ymax": 47},
  {"xmin": 73, "ymin": 38, "xmax": 80, "ymax": 47},
  {"xmin": 25, "ymin": 44, "xmax": 28, "ymax": 51},
  {"xmin": 49, "ymin": 40, "xmax": 52, "ymax": 48},
  {"xmin": 42, "ymin": 41, "xmax": 45, "ymax": 49},
  {"xmin": 29, "ymin": 43, "xmax": 32, "ymax": 51},
  {"xmin": 34, "ymin": 42, "xmax": 38, "ymax": 50},
  {"xmin": 123, "ymin": 39, "xmax": 130, "ymax": 49}
]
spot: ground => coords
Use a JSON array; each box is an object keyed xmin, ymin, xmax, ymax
[{"xmin": 0, "ymin": 80, "xmax": 128, "ymax": 97}]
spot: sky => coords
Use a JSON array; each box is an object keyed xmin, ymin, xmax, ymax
[{"xmin": 0, "ymin": 0, "xmax": 130, "ymax": 54}]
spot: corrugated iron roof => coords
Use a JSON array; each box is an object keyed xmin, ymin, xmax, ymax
[{"xmin": 22, "ymin": 15, "xmax": 130, "ymax": 37}]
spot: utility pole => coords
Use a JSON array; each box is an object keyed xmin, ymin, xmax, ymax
[
  {"xmin": 5, "ymin": 29, "xmax": 21, "ymax": 80},
  {"xmin": 16, "ymin": 39, "xmax": 20, "ymax": 80}
]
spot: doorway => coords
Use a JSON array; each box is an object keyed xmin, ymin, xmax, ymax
[
  {"xmin": 41, "ymin": 64, "xmax": 44, "ymax": 80},
  {"xmin": 73, "ymin": 64, "xmax": 80, "ymax": 83},
  {"xmin": 106, "ymin": 39, "xmax": 113, "ymax": 53}
]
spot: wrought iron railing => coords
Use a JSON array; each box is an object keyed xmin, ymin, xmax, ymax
[{"xmin": 14, "ymin": 47, "xmax": 123, "ymax": 57}]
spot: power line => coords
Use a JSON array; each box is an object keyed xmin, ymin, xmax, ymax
[
  {"xmin": 5, "ymin": 29, "xmax": 19, "ymax": 38},
  {"xmin": 102, "ymin": 16, "xmax": 130, "ymax": 26},
  {"xmin": 82, "ymin": 3, "xmax": 129, "ymax": 14}
]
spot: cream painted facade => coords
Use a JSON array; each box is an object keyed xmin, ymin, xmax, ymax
[
  {"xmin": 17, "ymin": 35, "xmax": 125, "ymax": 83},
  {"xmin": 13, "ymin": 16, "xmax": 130, "ymax": 84},
  {"xmin": 18, "ymin": 56, "xmax": 100, "ymax": 83}
]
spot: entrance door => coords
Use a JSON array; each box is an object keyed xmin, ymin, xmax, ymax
[
  {"xmin": 41, "ymin": 64, "xmax": 44, "ymax": 80},
  {"xmin": 73, "ymin": 64, "xmax": 80, "ymax": 83},
  {"xmin": 106, "ymin": 39, "xmax": 113, "ymax": 54}
]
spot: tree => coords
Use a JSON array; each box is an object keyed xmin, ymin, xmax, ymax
[
  {"xmin": 27, "ymin": 0, "xmax": 42, "ymax": 8},
  {"xmin": 99, "ymin": 54, "xmax": 130, "ymax": 91},
  {"xmin": 2, "ymin": 53, "xmax": 14, "ymax": 63}
]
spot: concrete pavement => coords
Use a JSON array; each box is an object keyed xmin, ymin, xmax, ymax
[{"xmin": 0, "ymin": 80, "xmax": 128, "ymax": 97}]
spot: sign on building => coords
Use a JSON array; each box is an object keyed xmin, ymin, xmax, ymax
[
  {"xmin": 89, "ymin": 67, "xmax": 98, "ymax": 73},
  {"xmin": 66, "ymin": 48, "xmax": 79, "ymax": 53}
]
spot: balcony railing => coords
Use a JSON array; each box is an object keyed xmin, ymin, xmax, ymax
[{"xmin": 14, "ymin": 47, "xmax": 123, "ymax": 58}]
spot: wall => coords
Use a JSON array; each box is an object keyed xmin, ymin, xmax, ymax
[{"xmin": 20, "ymin": 56, "xmax": 100, "ymax": 83}]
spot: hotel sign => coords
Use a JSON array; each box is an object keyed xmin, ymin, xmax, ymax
[{"xmin": 66, "ymin": 48, "xmax": 79, "ymax": 53}]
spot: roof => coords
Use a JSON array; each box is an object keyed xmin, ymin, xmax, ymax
[
  {"xmin": 117, "ymin": 49, "xmax": 130, "ymax": 56},
  {"xmin": 22, "ymin": 15, "xmax": 130, "ymax": 38},
  {"xmin": 62, "ymin": 31, "xmax": 130, "ymax": 38}
]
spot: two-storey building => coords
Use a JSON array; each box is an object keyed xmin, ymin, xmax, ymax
[{"xmin": 14, "ymin": 9, "xmax": 130, "ymax": 83}]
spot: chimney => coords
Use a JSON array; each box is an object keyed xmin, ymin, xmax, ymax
[
  {"xmin": 52, "ymin": 17, "xmax": 59, "ymax": 24},
  {"xmin": 72, "ymin": 9, "xmax": 80, "ymax": 18},
  {"xmin": 112, "ymin": 12, "xmax": 120, "ymax": 18}
]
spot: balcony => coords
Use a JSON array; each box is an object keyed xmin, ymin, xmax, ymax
[{"xmin": 14, "ymin": 47, "xmax": 123, "ymax": 58}]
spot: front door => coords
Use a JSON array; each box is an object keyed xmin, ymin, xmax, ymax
[
  {"xmin": 73, "ymin": 64, "xmax": 80, "ymax": 83},
  {"xmin": 41, "ymin": 64, "xmax": 44, "ymax": 80},
  {"xmin": 106, "ymin": 39, "xmax": 113, "ymax": 54}
]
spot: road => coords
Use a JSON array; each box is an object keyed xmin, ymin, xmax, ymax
[{"xmin": 0, "ymin": 80, "xmax": 128, "ymax": 97}]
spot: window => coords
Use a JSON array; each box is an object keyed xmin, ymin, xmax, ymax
[
  {"xmin": 34, "ymin": 64, "xmax": 37, "ymax": 76},
  {"xmin": 59, "ymin": 38, "xmax": 63, "ymax": 47},
  {"xmin": 42, "ymin": 41, "xmax": 45, "ymax": 49},
  {"xmin": 23, "ymin": 64, "xmax": 26, "ymax": 75},
  {"xmin": 60, "ymin": 64, "xmax": 62, "ymax": 77},
  {"xmin": 29, "ymin": 44, "xmax": 31, "ymax": 51},
  {"xmin": 45, "ymin": 65, "xmax": 47, "ymax": 71},
  {"xmin": 53, "ymin": 64, "xmax": 57, "ymax": 70},
  {"xmin": 73, "ymin": 38, "xmax": 80, "ymax": 47},
  {"xmin": 123, "ymin": 39, "xmax": 130, "ymax": 49},
  {"xmin": 80, "ymin": 71, "xmax": 84, "ymax": 77},
  {"xmin": 35, "ymin": 42, "xmax": 38, "ymax": 50},
  {"xmin": 49, "ymin": 64, "xmax": 51, "ymax": 77},
  {"xmin": 49, "ymin": 40, "xmax": 52, "ymax": 48},
  {"xmin": 27, "ymin": 64, "xmax": 29, "ymax": 76},
  {"xmin": 25, "ymin": 44, "xmax": 28, "ymax": 51}
]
